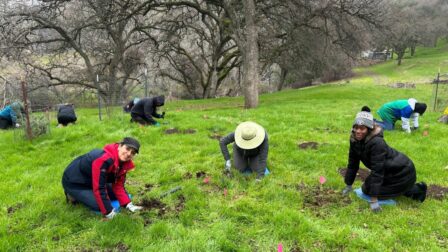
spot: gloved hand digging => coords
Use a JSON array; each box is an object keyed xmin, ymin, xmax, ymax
[
  {"xmin": 105, "ymin": 209, "xmax": 117, "ymax": 219},
  {"xmin": 126, "ymin": 202, "xmax": 143, "ymax": 212}
]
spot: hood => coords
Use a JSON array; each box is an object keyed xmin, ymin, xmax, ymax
[
  {"xmin": 103, "ymin": 143, "xmax": 135, "ymax": 171},
  {"xmin": 407, "ymin": 98, "xmax": 417, "ymax": 110},
  {"xmin": 153, "ymin": 95, "xmax": 165, "ymax": 107},
  {"xmin": 350, "ymin": 124, "xmax": 383, "ymax": 143}
]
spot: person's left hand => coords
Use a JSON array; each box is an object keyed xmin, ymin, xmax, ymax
[
  {"xmin": 15, "ymin": 123, "xmax": 20, "ymax": 128},
  {"xmin": 126, "ymin": 202, "xmax": 143, "ymax": 212},
  {"xmin": 154, "ymin": 122, "xmax": 160, "ymax": 127},
  {"xmin": 369, "ymin": 201, "xmax": 382, "ymax": 213}
]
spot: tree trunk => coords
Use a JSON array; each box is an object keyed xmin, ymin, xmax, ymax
[
  {"xmin": 397, "ymin": 50, "xmax": 405, "ymax": 66},
  {"xmin": 242, "ymin": 0, "xmax": 259, "ymax": 109},
  {"xmin": 410, "ymin": 45, "xmax": 416, "ymax": 56},
  {"xmin": 277, "ymin": 68, "xmax": 288, "ymax": 91}
]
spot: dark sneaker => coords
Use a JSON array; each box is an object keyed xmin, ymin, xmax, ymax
[
  {"xmin": 65, "ymin": 192, "xmax": 78, "ymax": 205},
  {"xmin": 416, "ymin": 182, "xmax": 427, "ymax": 203}
]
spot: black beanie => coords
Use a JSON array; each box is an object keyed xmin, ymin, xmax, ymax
[
  {"xmin": 120, "ymin": 137, "xmax": 140, "ymax": 154},
  {"xmin": 414, "ymin": 103, "xmax": 427, "ymax": 115}
]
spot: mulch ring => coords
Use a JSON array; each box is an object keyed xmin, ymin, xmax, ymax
[
  {"xmin": 338, "ymin": 167, "xmax": 370, "ymax": 181},
  {"xmin": 427, "ymin": 185, "xmax": 448, "ymax": 200},
  {"xmin": 164, "ymin": 128, "xmax": 196, "ymax": 134},
  {"xmin": 296, "ymin": 183, "xmax": 351, "ymax": 209},
  {"xmin": 7, "ymin": 203, "xmax": 24, "ymax": 215},
  {"xmin": 298, "ymin": 141, "xmax": 319, "ymax": 150}
]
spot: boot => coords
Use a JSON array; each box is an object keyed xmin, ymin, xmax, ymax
[{"xmin": 65, "ymin": 192, "xmax": 78, "ymax": 205}]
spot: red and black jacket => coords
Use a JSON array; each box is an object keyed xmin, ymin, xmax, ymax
[{"xmin": 62, "ymin": 144, "xmax": 134, "ymax": 215}]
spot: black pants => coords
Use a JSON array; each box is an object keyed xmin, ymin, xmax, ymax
[
  {"xmin": 58, "ymin": 115, "xmax": 77, "ymax": 126},
  {"xmin": 232, "ymin": 144, "xmax": 261, "ymax": 173},
  {"xmin": 130, "ymin": 113, "xmax": 154, "ymax": 125},
  {"xmin": 62, "ymin": 179, "xmax": 120, "ymax": 212},
  {"xmin": 0, "ymin": 117, "xmax": 12, "ymax": 129}
]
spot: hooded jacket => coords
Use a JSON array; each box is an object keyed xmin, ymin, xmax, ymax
[
  {"xmin": 345, "ymin": 126, "xmax": 416, "ymax": 197},
  {"xmin": 130, "ymin": 96, "xmax": 165, "ymax": 124},
  {"xmin": 0, "ymin": 105, "xmax": 17, "ymax": 124},
  {"xmin": 377, "ymin": 98, "xmax": 420, "ymax": 132},
  {"xmin": 62, "ymin": 143, "xmax": 134, "ymax": 214},
  {"xmin": 57, "ymin": 104, "xmax": 77, "ymax": 120}
]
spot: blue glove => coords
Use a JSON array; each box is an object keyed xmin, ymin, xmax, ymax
[{"xmin": 154, "ymin": 122, "xmax": 160, "ymax": 127}]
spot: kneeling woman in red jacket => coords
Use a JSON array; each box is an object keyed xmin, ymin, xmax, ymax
[{"xmin": 62, "ymin": 137, "xmax": 143, "ymax": 219}]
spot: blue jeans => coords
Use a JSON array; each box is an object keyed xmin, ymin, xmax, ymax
[
  {"xmin": 374, "ymin": 119, "xmax": 394, "ymax": 131},
  {"xmin": 62, "ymin": 180, "xmax": 120, "ymax": 212}
]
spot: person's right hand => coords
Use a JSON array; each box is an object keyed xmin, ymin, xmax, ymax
[
  {"xmin": 225, "ymin": 160, "xmax": 231, "ymax": 171},
  {"xmin": 15, "ymin": 123, "xmax": 20, "ymax": 128},
  {"xmin": 105, "ymin": 209, "xmax": 117, "ymax": 219},
  {"xmin": 342, "ymin": 185, "xmax": 353, "ymax": 196},
  {"xmin": 154, "ymin": 122, "xmax": 160, "ymax": 127}
]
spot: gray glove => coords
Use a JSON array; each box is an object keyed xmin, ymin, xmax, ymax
[
  {"xmin": 126, "ymin": 202, "xmax": 143, "ymax": 212},
  {"xmin": 225, "ymin": 160, "xmax": 231, "ymax": 171},
  {"xmin": 342, "ymin": 185, "xmax": 353, "ymax": 196},
  {"xmin": 369, "ymin": 201, "xmax": 382, "ymax": 213},
  {"xmin": 105, "ymin": 209, "xmax": 117, "ymax": 219}
]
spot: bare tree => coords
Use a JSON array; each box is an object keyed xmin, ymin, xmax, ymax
[{"xmin": 1, "ymin": 0, "xmax": 158, "ymax": 106}]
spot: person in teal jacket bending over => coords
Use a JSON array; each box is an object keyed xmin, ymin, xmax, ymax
[{"xmin": 364, "ymin": 98, "xmax": 427, "ymax": 133}]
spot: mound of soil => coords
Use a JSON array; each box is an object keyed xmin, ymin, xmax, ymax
[
  {"xmin": 388, "ymin": 82, "xmax": 416, "ymax": 89},
  {"xmin": 114, "ymin": 242, "xmax": 129, "ymax": 252},
  {"xmin": 298, "ymin": 184, "xmax": 351, "ymax": 208},
  {"xmin": 427, "ymin": 185, "xmax": 448, "ymax": 200},
  {"xmin": 298, "ymin": 141, "xmax": 319, "ymax": 150},
  {"xmin": 139, "ymin": 198, "xmax": 167, "ymax": 216},
  {"xmin": 338, "ymin": 167, "xmax": 370, "ymax": 181},
  {"xmin": 183, "ymin": 129, "xmax": 196, "ymax": 134}
]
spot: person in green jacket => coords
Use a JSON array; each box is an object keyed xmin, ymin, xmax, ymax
[{"xmin": 366, "ymin": 98, "xmax": 427, "ymax": 133}]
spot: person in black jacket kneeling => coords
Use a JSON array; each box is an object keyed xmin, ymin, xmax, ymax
[
  {"xmin": 130, "ymin": 96, "xmax": 165, "ymax": 126},
  {"xmin": 57, "ymin": 103, "xmax": 77, "ymax": 127},
  {"xmin": 342, "ymin": 108, "xmax": 427, "ymax": 212}
]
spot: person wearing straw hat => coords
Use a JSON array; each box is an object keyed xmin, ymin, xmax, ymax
[
  {"xmin": 62, "ymin": 137, "xmax": 144, "ymax": 219},
  {"xmin": 219, "ymin": 121, "xmax": 269, "ymax": 181},
  {"xmin": 342, "ymin": 109, "xmax": 427, "ymax": 212}
]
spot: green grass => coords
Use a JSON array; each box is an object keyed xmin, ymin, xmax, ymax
[{"xmin": 1, "ymin": 43, "xmax": 448, "ymax": 251}]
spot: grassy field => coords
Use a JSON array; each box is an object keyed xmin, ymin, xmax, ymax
[{"xmin": 1, "ymin": 42, "xmax": 448, "ymax": 251}]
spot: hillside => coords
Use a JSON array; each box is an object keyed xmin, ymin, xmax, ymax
[{"xmin": 1, "ymin": 42, "xmax": 448, "ymax": 251}]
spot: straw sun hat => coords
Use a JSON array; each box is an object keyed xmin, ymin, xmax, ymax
[{"xmin": 235, "ymin": 121, "xmax": 265, "ymax": 150}]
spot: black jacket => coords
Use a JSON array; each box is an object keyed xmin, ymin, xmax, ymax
[
  {"xmin": 345, "ymin": 126, "xmax": 416, "ymax": 197},
  {"xmin": 57, "ymin": 104, "xmax": 76, "ymax": 120},
  {"xmin": 130, "ymin": 96, "xmax": 164, "ymax": 124}
]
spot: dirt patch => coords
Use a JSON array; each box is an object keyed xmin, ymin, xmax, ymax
[
  {"xmin": 138, "ymin": 183, "xmax": 154, "ymax": 196},
  {"xmin": 183, "ymin": 172, "xmax": 192, "ymax": 179},
  {"xmin": 427, "ymin": 185, "xmax": 448, "ymax": 200},
  {"xmin": 164, "ymin": 128, "xmax": 196, "ymax": 134},
  {"xmin": 7, "ymin": 203, "xmax": 24, "ymax": 215},
  {"xmin": 209, "ymin": 133, "xmax": 222, "ymax": 140},
  {"xmin": 196, "ymin": 171, "xmax": 207, "ymax": 178},
  {"xmin": 388, "ymin": 82, "xmax": 416, "ymax": 89},
  {"xmin": 297, "ymin": 183, "xmax": 351, "ymax": 209},
  {"xmin": 298, "ymin": 141, "xmax": 319, "ymax": 150},
  {"xmin": 143, "ymin": 218, "xmax": 152, "ymax": 227},
  {"xmin": 183, "ymin": 129, "xmax": 197, "ymax": 134},
  {"xmin": 338, "ymin": 167, "xmax": 370, "ymax": 181},
  {"xmin": 52, "ymin": 236, "xmax": 60, "ymax": 241},
  {"xmin": 175, "ymin": 195, "xmax": 186, "ymax": 213},
  {"xmin": 115, "ymin": 242, "xmax": 129, "ymax": 252},
  {"xmin": 139, "ymin": 198, "xmax": 167, "ymax": 216},
  {"xmin": 164, "ymin": 128, "xmax": 180, "ymax": 134}
]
